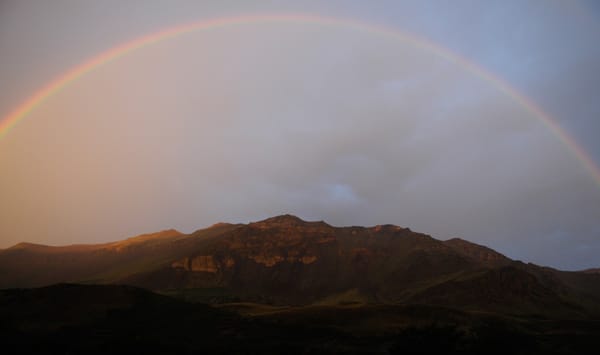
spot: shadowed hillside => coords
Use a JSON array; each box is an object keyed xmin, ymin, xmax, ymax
[
  {"xmin": 2, "ymin": 283, "xmax": 600, "ymax": 354},
  {"xmin": 0, "ymin": 224, "xmax": 240, "ymax": 287}
]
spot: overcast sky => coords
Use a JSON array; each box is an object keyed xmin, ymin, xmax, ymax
[{"xmin": 0, "ymin": 0, "xmax": 599, "ymax": 270}]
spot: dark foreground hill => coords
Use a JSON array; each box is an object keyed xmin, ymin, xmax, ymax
[{"xmin": 2, "ymin": 283, "xmax": 599, "ymax": 354}]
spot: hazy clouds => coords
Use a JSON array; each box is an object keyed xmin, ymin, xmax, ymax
[{"xmin": 0, "ymin": 1, "xmax": 599, "ymax": 270}]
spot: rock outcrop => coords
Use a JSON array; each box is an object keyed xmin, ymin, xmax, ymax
[{"xmin": 171, "ymin": 255, "xmax": 235, "ymax": 273}]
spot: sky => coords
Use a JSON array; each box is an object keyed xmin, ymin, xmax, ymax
[{"xmin": 0, "ymin": 0, "xmax": 599, "ymax": 270}]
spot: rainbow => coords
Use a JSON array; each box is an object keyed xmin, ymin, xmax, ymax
[{"xmin": 1, "ymin": 13, "xmax": 599, "ymax": 185}]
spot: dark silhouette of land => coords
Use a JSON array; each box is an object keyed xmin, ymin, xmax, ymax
[{"xmin": 1, "ymin": 215, "xmax": 599, "ymax": 353}]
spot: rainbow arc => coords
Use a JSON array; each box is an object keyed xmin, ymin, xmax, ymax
[{"xmin": 1, "ymin": 13, "xmax": 599, "ymax": 185}]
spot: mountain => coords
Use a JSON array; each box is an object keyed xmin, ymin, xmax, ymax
[
  {"xmin": 0, "ymin": 224, "xmax": 238, "ymax": 288},
  {"xmin": 1, "ymin": 215, "xmax": 599, "ymax": 318}
]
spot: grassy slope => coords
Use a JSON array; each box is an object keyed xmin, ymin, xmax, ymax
[{"xmin": 3, "ymin": 284, "xmax": 600, "ymax": 354}]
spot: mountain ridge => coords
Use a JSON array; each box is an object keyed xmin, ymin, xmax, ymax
[{"xmin": 1, "ymin": 214, "xmax": 598, "ymax": 317}]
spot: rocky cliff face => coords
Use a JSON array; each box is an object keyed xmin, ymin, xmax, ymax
[
  {"xmin": 125, "ymin": 215, "xmax": 483, "ymax": 304},
  {"xmin": 172, "ymin": 255, "xmax": 235, "ymax": 272}
]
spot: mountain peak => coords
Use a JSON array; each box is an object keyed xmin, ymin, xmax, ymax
[
  {"xmin": 249, "ymin": 214, "xmax": 331, "ymax": 229},
  {"xmin": 254, "ymin": 214, "xmax": 306, "ymax": 225},
  {"xmin": 371, "ymin": 224, "xmax": 405, "ymax": 232},
  {"xmin": 8, "ymin": 242, "xmax": 44, "ymax": 250}
]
